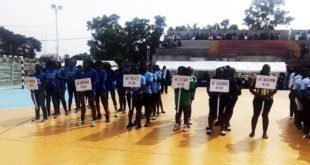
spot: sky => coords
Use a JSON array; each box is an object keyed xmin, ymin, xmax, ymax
[{"xmin": 0, "ymin": 0, "xmax": 309, "ymax": 57}]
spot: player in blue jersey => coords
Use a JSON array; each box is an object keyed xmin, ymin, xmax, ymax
[
  {"xmin": 55, "ymin": 61, "xmax": 68, "ymax": 115},
  {"xmin": 115, "ymin": 63, "xmax": 127, "ymax": 113},
  {"xmin": 76, "ymin": 59, "xmax": 98, "ymax": 127},
  {"xmin": 31, "ymin": 64, "xmax": 48, "ymax": 122},
  {"xmin": 94, "ymin": 61, "xmax": 110, "ymax": 122},
  {"xmin": 64, "ymin": 59, "xmax": 80, "ymax": 112},
  {"xmin": 141, "ymin": 64, "xmax": 153, "ymax": 127},
  {"xmin": 154, "ymin": 65, "xmax": 165, "ymax": 115},
  {"xmin": 127, "ymin": 65, "xmax": 146, "ymax": 129},
  {"xmin": 44, "ymin": 60, "xmax": 59, "ymax": 118},
  {"xmin": 150, "ymin": 67, "xmax": 158, "ymax": 120},
  {"xmin": 103, "ymin": 62, "xmax": 118, "ymax": 117}
]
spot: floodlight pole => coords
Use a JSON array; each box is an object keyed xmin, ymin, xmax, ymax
[{"xmin": 51, "ymin": 4, "xmax": 62, "ymax": 61}]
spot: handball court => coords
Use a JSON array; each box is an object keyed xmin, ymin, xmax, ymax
[{"xmin": 0, "ymin": 89, "xmax": 309, "ymax": 165}]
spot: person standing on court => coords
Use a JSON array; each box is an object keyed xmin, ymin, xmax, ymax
[
  {"xmin": 301, "ymin": 71, "xmax": 310, "ymax": 138},
  {"xmin": 115, "ymin": 63, "xmax": 127, "ymax": 113},
  {"xmin": 31, "ymin": 64, "xmax": 48, "ymax": 122},
  {"xmin": 224, "ymin": 67, "xmax": 242, "ymax": 131},
  {"xmin": 206, "ymin": 67, "xmax": 227, "ymax": 135},
  {"xmin": 187, "ymin": 67, "xmax": 197, "ymax": 126},
  {"xmin": 141, "ymin": 64, "xmax": 153, "ymax": 127},
  {"xmin": 55, "ymin": 61, "xmax": 68, "ymax": 115},
  {"xmin": 161, "ymin": 66, "xmax": 170, "ymax": 94},
  {"xmin": 64, "ymin": 59, "xmax": 80, "ymax": 112},
  {"xmin": 103, "ymin": 62, "xmax": 118, "ymax": 117},
  {"xmin": 76, "ymin": 59, "xmax": 98, "ymax": 127},
  {"xmin": 44, "ymin": 60, "xmax": 59, "ymax": 118},
  {"xmin": 94, "ymin": 61, "xmax": 110, "ymax": 122},
  {"xmin": 249, "ymin": 64, "xmax": 277, "ymax": 139}
]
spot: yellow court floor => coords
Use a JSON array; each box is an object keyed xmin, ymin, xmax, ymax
[{"xmin": 0, "ymin": 89, "xmax": 309, "ymax": 165}]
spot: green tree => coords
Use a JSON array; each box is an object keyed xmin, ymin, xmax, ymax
[
  {"xmin": 125, "ymin": 16, "xmax": 166, "ymax": 63},
  {"xmin": 87, "ymin": 14, "xmax": 127, "ymax": 60},
  {"xmin": 220, "ymin": 19, "xmax": 230, "ymax": 29},
  {"xmin": 0, "ymin": 27, "xmax": 41, "ymax": 58},
  {"xmin": 71, "ymin": 53, "xmax": 92, "ymax": 60},
  {"xmin": 229, "ymin": 24, "xmax": 239, "ymax": 30},
  {"xmin": 243, "ymin": 0, "xmax": 294, "ymax": 30}
]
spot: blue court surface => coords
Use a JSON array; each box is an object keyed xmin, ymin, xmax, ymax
[{"xmin": 0, "ymin": 88, "xmax": 33, "ymax": 109}]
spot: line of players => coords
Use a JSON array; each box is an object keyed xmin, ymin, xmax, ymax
[
  {"xmin": 29, "ymin": 59, "xmax": 167, "ymax": 128},
  {"xmin": 288, "ymin": 68, "xmax": 310, "ymax": 139}
]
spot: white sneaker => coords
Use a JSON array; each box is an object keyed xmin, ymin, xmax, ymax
[
  {"xmin": 183, "ymin": 125, "xmax": 188, "ymax": 132},
  {"xmin": 206, "ymin": 127, "xmax": 212, "ymax": 134},
  {"xmin": 152, "ymin": 116, "xmax": 157, "ymax": 120},
  {"xmin": 173, "ymin": 124, "xmax": 180, "ymax": 131},
  {"xmin": 220, "ymin": 130, "xmax": 226, "ymax": 136}
]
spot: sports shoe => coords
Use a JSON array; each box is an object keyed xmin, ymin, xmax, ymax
[
  {"xmin": 303, "ymin": 134, "xmax": 310, "ymax": 139},
  {"xmin": 144, "ymin": 122, "xmax": 151, "ymax": 127},
  {"xmin": 76, "ymin": 120, "xmax": 84, "ymax": 126},
  {"xmin": 91, "ymin": 120, "xmax": 96, "ymax": 127},
  {"xmin": 114, "ymin": 111, "xmax": 118, "ymax": 117},
  {"xmin": 183, "ymin": 125, "xmax": 188, "ymax": 132},
  {"xmin": 105, "ymin": 115, "xmax": 110, "ymax": 123},
  {"xmin": 220, "ymin": 130, "xmax": 226, "ymax": 136},
  {"xmin": 206, "ymin": 127, "xmax": 212, "ymax": 134},
  {"xmin": 173, "ymin": 123, "xmax": 180, "ymax": 131},
  {"xmin": 152, "ymin": 116, "xmax": 157, "ymax": 120},
  {"xmin": 126, "ymin": 123, "xmax": 133, "ymax": 128}
]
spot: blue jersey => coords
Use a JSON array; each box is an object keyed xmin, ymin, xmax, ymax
[
  {"xmin": 76, "ymin": 69, "xmax": 97, "ymax": 93},
  {"xmin": 31, "ymin": 72, "xmax": 47, "ymax": 92},
  {"xmin": 133, "ymin": 75, "xmax": 146, "ymax": 95},
  {"xmin": 105, "ymin": 70, "xmax": 116, "ymax": 90},
  {"xmin": 44, "ymin": 68, "xmax": 58, "ymax": 88},
  {"xmin": 56, "ymin": 69, "xmax": 67, "ymax": 91},
  {"xmin": 301, "ymin": 77, "xmax": 310, "ymax": 96},
  {"xmin": 143, "ymin": 72, "xmax": 153, "ymax": 94},
  {"xmin": 96, "ymin": 70, "xmax": 107, "ymax": 93},
  {"xmin": 151, "ymin": 73, "xmax": 157, "ymax": 94},
  {"xmin": 115, "ymin": 68, "xmax": 126, "ymax": 88},
  {"xmin": 292, "ymin": 75, "xmax": 303, "ymax": 90},
  {"xmin": 155, "ymin": 71, "xmax": 162, "ymax": 91},
  {"xmin": 64, "ymin": 67, "xmax": 79, "ymax": 85}
]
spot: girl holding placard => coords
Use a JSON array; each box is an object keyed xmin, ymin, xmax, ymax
[
  {"xmin": 249, "ymin": 64, "xmax": 277, "ymax": 139},
  {"xmin": 31, "ymin": 64, "xmax": 48, "ymax": 122},
  {"xmin": 76, "ymin": 59, "xmax": 98, "ymax": 127}
]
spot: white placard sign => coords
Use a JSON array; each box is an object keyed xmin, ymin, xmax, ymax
[
  {"xmin": 24, "ymin": 77, "xmax": 39, "ymax": 90},
  {"xmin": 75, "ymin": 78, "xmax": 92, "ymax": 91},
  {"xmin": 123, "ymin": 74, "xmax": 141, "ymax": 87},
  {"xmin": 255, "ymin": 75, "xmax": 277, "ymax": 89},
  {"xmin": 172, "ymin": 75, "xmax": 191, "ymax": 90},
  {"xmin": 209, "ymin": 79, "xmax": 230, "ymax": 93}
]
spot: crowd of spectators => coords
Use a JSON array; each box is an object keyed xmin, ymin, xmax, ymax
[{"xmin": 163, "ymin": 30, "xmax": 310, "ymax": 43}]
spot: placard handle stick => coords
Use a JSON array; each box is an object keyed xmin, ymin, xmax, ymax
[
  {"xmin": 261, "ymin": 101, "xmax": 265, "ymax": 115},
  {"xmin": 217, "ymin": 95, "xmax": 220, "ymax": 117},
  {"xmin": 176, "ymin": 89, "xmax": 181, "ymax": 114},
  {"xmin": 32, "ymin": 91, "xmax": 38, "ymax": 110}
]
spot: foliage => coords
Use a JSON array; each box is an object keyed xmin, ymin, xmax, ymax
[
  {"xmin": 87, "ymin": 14, "xmax": 166, "ymax": 63},
  {"xmin": 87, "ymin": 14, "xmax": 127, "ymax": 61},
  {"xmin": 71, "ymin": 53, "xmax": 92, "ymax": 60},
  {"xmin": 243, "ymin": 0, "xmax": 294, "ymax": 30},
  {"xmin": 0, "ymin": 27, "xmax": 41, "ymax": 58}
]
